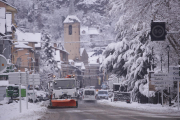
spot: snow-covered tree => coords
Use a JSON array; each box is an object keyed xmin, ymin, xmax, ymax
[
  {"xmin": 39, "ymin": 32, "xmax": 60, "ymax": 88},
  {"xmin": 101, "ymin": 0, "xmax": 180, "ymax": 101}
]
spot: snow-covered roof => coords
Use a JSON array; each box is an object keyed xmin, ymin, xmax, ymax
[
  {"xmin": 80, "ymin": 26, "xmax": 88, "ymax": 35},
  {"xmin": 0, "ymin": 0, "xmax": 17, "ymax": 10},
  {"xmin": 54, "ymin": 50, "xmax": 61, "ymax": 62},
  {"xmin": 16, "ymin": 29, "xmax": 41, "ymax": 48},
  {"xmin": 80, "ymin": 48, "xmax": 85, "ymax": 56},
  {"xmin": 14, "ymin": 42, "xmax": 32, "ymax": 49},
  {"xmin": 63, "ymin": 15, "xmax": 80, "ymax": 23},
  {"xmin": 80, "ymin": 26, "xmax": 99, "ymax": 35},
  {"xmin": 26, "ymin": 33, "xmax": 41, "ymax": 48},
  {"xmin": 74, "ymin": 62, "xmax": 85, "ymax": 70},
  {"xmin": 0, "ymin": 80, "xmax": 9, "ymax": 86},
  {"xmin": 69, "ymin": 59, "xmax": 74, "ymax": 63},
  {"xmin": 87, "ymin": 52, "xmax": 95, "ymax": 57},
  {"xmin": 88, "ymin": 52, "xmax": 103, "ymax": 65},
  {"xmin": 88, "ymin": 28, "xmax": 99, "ymax": 35}
]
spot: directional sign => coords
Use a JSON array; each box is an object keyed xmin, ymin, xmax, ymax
[
  {"xmin": 169, "ymin": 66, "xmax": 180, "ymax": 71},
  {"xmin": 8, "ymin": 72, "xmax": 27, "ymax": 84},
  {"xmin": 169, "ymin": 66, "xmax": 180, "ymax": 81},
  {"xmin": 151, "ymin": 73, "xmax": 168, "ymax": 81},
  {"xmin": 151, "ymin": 81, "xmax": 163, "ymax": 85},
  {"xmin": 0, "ymin": 55, "xmax": 7, "ymax": 73},
  {"xmin": 29, "ymin": 74, "xmax": 40, "ymax": 85},
  {"xmin": 9, "ymin": 72, "xmax": 21, "ymax": 84},
  {"xmin": 151, "ymin": 73, "xmax": 168, "ymax": 77},
  {"xmin": 169, "ymin": 71, "xmax": 180, "ymax": 77},
  {"xmin": 169, "ymin": 77, "xmax": 180, "ymax": 81},
  {"xmin": 28, "ymin": 81, "xmax": 40, "ymax": 85},
  {"xmin": 8, "ymin": 72, "xmax": 28, "ymax": 85}
]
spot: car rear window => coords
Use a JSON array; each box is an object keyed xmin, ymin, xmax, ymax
[
  {"xmin": 85, "ymin": 90, "xmax": 94, "ymax": 95},
  {"xmin": 98, "ymin": 91, "xmax": 108, "ymax": 94}
]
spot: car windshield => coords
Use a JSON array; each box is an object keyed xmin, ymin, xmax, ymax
[
  {"xmin": 85, "ymin": 90, "xmax": 94, "ymax": 95},
  {"xmin": 53, "ymin": 80, "xmax": 75, "ymax": 89},
  {"xmin": 98, "ymin": 91, "xmax": 108, "ymax": 94}
]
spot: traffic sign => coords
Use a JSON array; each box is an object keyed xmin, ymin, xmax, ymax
[
  {"xmin": 29, "ymin": 74, "xmax": 40, "ymax": 85},
  {"xmin": 151, "ymin": 81, "xmax": 163, "ymax": 85},
  {"xmin": 151, "ymin": 73, "xmax": 168, "ymax": 77},
  {"xmin": 169, "ymin": 77, "xmax": 180, "ymax": 81},
  {"xmin": 9, "ymin": 72, "xmax": 27, "ymax": 85},
  {"xmin": 28, "ymin": 81, "xmax": 40, "ymax": 85},
  {"xmin": 29, "ymin": 74, "xmax": 40, "ymax": 81},
  {"xmin": 150, "ymin": 21, "xmax": 166, "ymax": 41},
  {"xmin": 169, "ymin": 71, "xmax": 180, "ymax": 77},
  {"xmin": 151, "ymin": 73, "xmax": 168, "ymax": 81},
  {"xmin": 169, "ymin": 66, "xmax": 180, "ymax": 71},
  {"xmin": 0, "ymin": 55, "xmax": 7, "ymax": 73}
]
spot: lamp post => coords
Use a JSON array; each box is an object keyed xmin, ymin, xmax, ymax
[{"xmin": 166, "ymin": 45, "xmax": 171, "ymax": 106}]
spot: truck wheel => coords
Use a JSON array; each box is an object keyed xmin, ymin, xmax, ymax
[{"xmin": 76, "ymin": 101, "xmax": 78, "ymax": 108}]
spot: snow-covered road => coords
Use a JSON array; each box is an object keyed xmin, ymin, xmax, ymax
[{"xmin": 1, "ymin": 99, "xmax": 180, "ymax": 120}]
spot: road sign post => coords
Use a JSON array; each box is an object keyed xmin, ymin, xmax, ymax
[
  {"xmin": 19, "ymin": 70, "xmax": 21, "ymax": 113},
  {"xmin": 178, "ymin": 81, "xmax": 179, "ymax": 110}
]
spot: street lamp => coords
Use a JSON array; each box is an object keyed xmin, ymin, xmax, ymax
[{"xmin": 166, "ymin": 45, "xmax": 171, "ymax": 106}]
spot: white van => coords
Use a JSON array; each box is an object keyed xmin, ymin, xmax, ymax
[{"xmin": 82, "ymin": 89, "xmax": 96, "ymax": 101}]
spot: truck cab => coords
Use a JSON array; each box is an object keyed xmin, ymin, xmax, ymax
[{"xmin": 49, "ymin": 78, "xmax": 78, "ymax": 99}]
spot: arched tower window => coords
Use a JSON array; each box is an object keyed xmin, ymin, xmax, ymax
[{"xmin": 69, "ymin": 25, "xmax": 72, "ymax": 35}]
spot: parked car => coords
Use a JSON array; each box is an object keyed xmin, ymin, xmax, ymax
[
  {"xmin": 97, "ymin": 90, "xmax": 109, "ymax": 100},
  {"xmin": 126, "ymin": 99, "xmax": 131, "ymax": 103},
  {"xmin": 27, "ymin": 91, "xmax": 38, "ymax": 103},
  {"xmin": 82, "ymin": 89, "xmax": 96, "ymax": 102}
]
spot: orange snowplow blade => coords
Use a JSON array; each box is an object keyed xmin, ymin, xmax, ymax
[{"xmin": 51, "ymin": 99, "xmax": 77, "ymax": 108}]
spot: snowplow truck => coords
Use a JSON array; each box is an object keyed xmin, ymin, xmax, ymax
[{"xmin": 48, "ymin": 78, "xmax": 78, "ymax": 108}]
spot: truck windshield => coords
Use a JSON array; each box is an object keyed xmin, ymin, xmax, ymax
[{"xmin": 53, "ymin": 80, "xmax": 75, "ymax": 89}]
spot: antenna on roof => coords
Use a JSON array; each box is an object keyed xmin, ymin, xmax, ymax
[{"xmin": 69, "ymin": 0, "xmax": 75, "ymax": 15}]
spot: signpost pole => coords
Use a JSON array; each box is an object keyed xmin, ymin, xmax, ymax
[
  {"xmin": 19, "ymin": 70, "xmax": 21, "ymax": 113},
  {"xmin": 33, "ymin": 72, "xmax": 35, "ymax": 104},
  {"xmin": 162, "ymin": 89, "xmax": 163, "ymax": 107},
  {"xmin": 178, "ymin": 81, "xmax": 179, "ymax": 110},
  {"xmin": 26, "ymin": 70, "xmax": 28, "ymax": 109}
]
